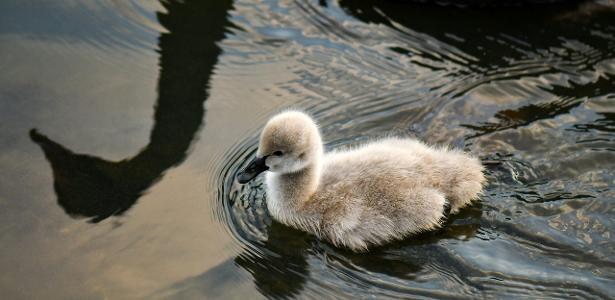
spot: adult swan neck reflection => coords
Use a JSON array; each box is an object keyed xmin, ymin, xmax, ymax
[{"xmin": 30, "ymin": 0, "xmax": 233, "ymax": 223}]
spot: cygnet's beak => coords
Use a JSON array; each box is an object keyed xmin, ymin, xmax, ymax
[{"xmin": 237, "ymin": 156, "xmax": 269, "ymax": 184}]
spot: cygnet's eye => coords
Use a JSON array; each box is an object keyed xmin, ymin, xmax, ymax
[{"xmin": 272, "ymin": 151, "xmax": 283, "ymax": 156}]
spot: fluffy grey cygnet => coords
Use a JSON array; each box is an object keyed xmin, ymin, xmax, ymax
[{"xmin": 237, "ymin": 111, "xmax": 485, "ymax": 252}]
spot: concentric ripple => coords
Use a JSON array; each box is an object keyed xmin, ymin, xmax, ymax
[{"xmin": 214, "ymin": 0, "xmax": 615, "ymax": 298}]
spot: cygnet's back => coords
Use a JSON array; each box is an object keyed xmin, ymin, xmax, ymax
[{"xmin": 238, "ymin": 111, "xmax": 485, "ymax": 252}]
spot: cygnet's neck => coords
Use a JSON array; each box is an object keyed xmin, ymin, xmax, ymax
[{"xmin": 266, "ymin": 148, "xmax": 322, "ymax": 217}]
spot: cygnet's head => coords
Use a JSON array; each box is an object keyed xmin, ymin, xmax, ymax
[{"xmin": 237, "ymin": 111, "xmax": 322, "ymax": 184}]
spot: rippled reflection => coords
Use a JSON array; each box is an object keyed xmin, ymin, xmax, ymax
[
  {"xmin": 30, "ymin": 0, "xmax": 233, "ymax": 222},
  {"xmin": 235, "ymin": 222, "xmax": 310, "ymax": 299}
]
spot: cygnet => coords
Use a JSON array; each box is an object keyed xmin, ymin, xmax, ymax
[{"xmin": 237, "ymin": 111, "xmax": 485, "ymax": 251}]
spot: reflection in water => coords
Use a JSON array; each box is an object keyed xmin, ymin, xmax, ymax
[
  {"xmin": 464, "ymin": 77, "xmax": 615, "ymax": 138},
  {"xmin": 234, "ymin": 222, "xmax": 310, "ymax": 299},
  {"xmin": 573, "ymin": 112, "xmax": 615, "ymax": 132},
  {"xmin": 340, "ymin": 0, "xmax": 615, "ymax": 73},
  {"xmin": 30, "ymin": 0, "xmax": 233, "ymax": 222},
  {"xmin": 463, "ymin": 97, "xmax": 583, "ymax": 138}
]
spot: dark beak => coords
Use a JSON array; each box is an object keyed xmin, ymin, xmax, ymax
[{"xmin": 237, "ymin": 156, "xmax": 269, "ymax": 184}]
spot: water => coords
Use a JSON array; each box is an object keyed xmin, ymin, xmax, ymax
[{"xmin": 1, "ymin": 0, "xmax": 614, "ymax": 298}]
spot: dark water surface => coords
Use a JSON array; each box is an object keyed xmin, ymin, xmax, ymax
[{"xmin": 1, "ymin": 0, "xmax": 614, "ymax": 299}]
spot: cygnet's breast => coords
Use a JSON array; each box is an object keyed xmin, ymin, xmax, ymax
[{"xmin": 264, "ymin": 173, "xmax": 321, "ymax": 234}]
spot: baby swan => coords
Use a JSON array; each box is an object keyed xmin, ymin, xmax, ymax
[{"xmin": 237, "ymin": 111, "xmax": 485, "ymax": 252}]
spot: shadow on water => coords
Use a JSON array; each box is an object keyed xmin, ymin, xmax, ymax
[
  {"xmin": 572, "ymin": 112, "xmax": 615, "ymax": 132},
  {"xmin": 182, "ymin": 188, "xmax": 482, "ymax": 299},
  {"xmin": 234, "ymin": 222, "xmax": 311, "ymax": 299},
  {"xmin": 30, "ymin": 0, "xmax": 233, "ymax": 223},
  {"xmin": 463, "ymin": 76, "xmax": 615, "ymax": 138},
  {"xmin": 462, "ymin": 96, "xmax": 583, "ymax": 138},
  {"xmin": 227, "ymin": 195, "xmax": 483, "ymax": 299},
  {"xmin": 340, "ymin": 0, "xmax": 615, "ymax": 69}
]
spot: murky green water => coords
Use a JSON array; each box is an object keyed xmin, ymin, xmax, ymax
[{"xmin": 1, "ymin": 0, "xmax": 614, "ymax": 299}]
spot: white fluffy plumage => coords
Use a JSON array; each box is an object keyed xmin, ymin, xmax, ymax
[{"xmin": 242, "ymin": 110, "xmax": 485, "ymax": 252}]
